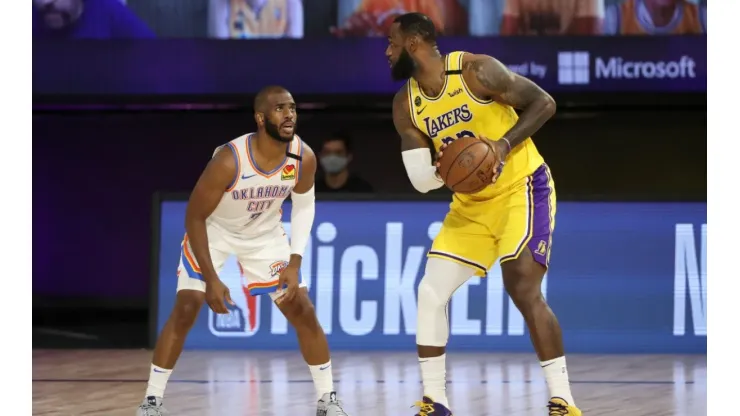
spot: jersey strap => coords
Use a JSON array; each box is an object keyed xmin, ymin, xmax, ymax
[
  {"xmin": 292, "ymin": 138, "xmax": 305, "ymax": 183},
  {"xmin": 224, "ymin": 142, "xmax": 241, "ymax": 192},
  {"xmin": 451, "ymin": 51, "xmax": 494, "ymax": 105},
  {"xmin": 444, "ymin": 51, "xmax": 464, "ymax": 75}
]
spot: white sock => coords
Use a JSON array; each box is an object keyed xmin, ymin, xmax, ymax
[
  {"xmin": 145, "ymin": 364, "xmax": 173, "ymax": 399},
  {"xmin": 419, "ymin": 354, "xmax": 449, "ymax": 408},
  {"xmin": 308, "ymin": 360, "xmax": 335, "ymax": 400},
  {"xmin": 540, "ymin": 356, "xmax": 575, "ymax": 406}
]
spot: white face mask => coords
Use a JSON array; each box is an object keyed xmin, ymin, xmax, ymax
[{"xmin": 320, "ymin": 155, "xmax": 349, "ymax": 174}]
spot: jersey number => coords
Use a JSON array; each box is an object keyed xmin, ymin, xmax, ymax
[
  {"xmin": 441, "ymin": 130, "xmax": 475, "ymax": 146},
  {"xmin": 244, "ymin": 212, "xmax": 262, "ymax": 226}
]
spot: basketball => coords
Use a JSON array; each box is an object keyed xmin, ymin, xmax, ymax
[{"xmin": 437, "ymin": 135, "xmax": 497, "ymax": 194}]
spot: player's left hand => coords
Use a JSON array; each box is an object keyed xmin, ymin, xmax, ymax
[
  {"xmin": 481, "ymin": 136, "xmax": 509, "ymax": 183},
  {"xmin": 277, "ymin": 263, "xmax": 300, "ymax": 304}
]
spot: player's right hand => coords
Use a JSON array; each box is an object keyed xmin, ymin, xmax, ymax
[{"xmin": 205, "ymin": 278, "xmax": 234, "ymax": 315}]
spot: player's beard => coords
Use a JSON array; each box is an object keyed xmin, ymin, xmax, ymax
[
  {"xmin": 264, "ymin": 119, "xmax": 294, "ymax": 143},
  {"xmin": 391, "ymin": 48, "xmax": 417, "ymax": 81}
]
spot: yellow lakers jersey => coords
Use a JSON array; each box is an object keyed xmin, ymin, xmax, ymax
[
  {"xmin": 229, "ymin": 0, "xmax": 288, "ymax": 39},
  {"xmin": 407, "ymin": 51, "xmax": 545, "ymax": 202}
]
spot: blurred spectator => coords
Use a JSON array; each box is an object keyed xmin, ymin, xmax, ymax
[
  {"xmin": 33, "ymin": 0, "xmax": 155, "ymax": 39},
  {"xmin": 332, "ymin": 0, "xmax": 468, "ymax": 37},
  {"xmin": 465, "ymin": 0, "xmax": 506, "ymax": 36},
  {"xmin": 604, "ymin": 0, "xmax": 705, "ymax": 35},
  {"xmin": 208, "ymin": 0, "xmax": 303, "ymax": 39},
  {"xmin": 500, "ymin": 0, "xmax": 604, "ymax": 35},
  {"xmin": 315, "ymin": 133, "xmax": 374, "ymax": 194}
]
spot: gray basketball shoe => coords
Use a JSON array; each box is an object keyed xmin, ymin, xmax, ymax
[
  {"xmin": 136, "ymin": 396, "xmax": 167, "ymax": 416},
  {"xmin": 316, "ymin": 392, "xmax": 350, "ymax": 416}
]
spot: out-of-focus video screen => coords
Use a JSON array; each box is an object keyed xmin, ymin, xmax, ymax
[{"xmin": 32, "ymin": 0, "xmax": 706, "ymax": 39}]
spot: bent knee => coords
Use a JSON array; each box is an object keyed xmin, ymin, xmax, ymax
[
  {"xmin": 171, "ymin": 291, "xmax": 204, "ymax": 328},
  {"xmin": 417, "ymin": 277, "xmax": 446, "ymax": 309},
  {"xmin": 280, "ymin": 292, "xmax": 319, "ymax": 328}
]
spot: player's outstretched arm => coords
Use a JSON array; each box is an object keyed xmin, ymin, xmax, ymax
[
  {"xmin": 185, "ymin": 146, "xmax": 237, "ymax": 283},
  {"xmin": 462, "ymin": 53, "xmax": 556, "ymax": 151},
  {"xmin": 289, "ymin": 142, "xmax": 317, "ymax": 264},
  {"xmin": 392, "ymin": 87, "xmax": 445, "ymax": 193}
]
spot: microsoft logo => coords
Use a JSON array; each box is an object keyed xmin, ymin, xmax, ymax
[{"xmin": 558, "ymin": 51, "xmax": 590, "ymax": 85}]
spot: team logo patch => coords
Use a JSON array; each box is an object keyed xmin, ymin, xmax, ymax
[
  {"xmin": 281, "ymin": 164, "xmax": 296, "ymax": 181},
  {"xmin": 535, "ymin": 240, "xmax": 548, "ymax": 256},
  {"xmin": 270, "ymin": 260, "xmax": 289, "ymax": 277}
]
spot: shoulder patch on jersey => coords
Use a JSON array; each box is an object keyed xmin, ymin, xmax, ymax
[{"xmin": 281, "ymin": 164, "xmax": 296, "ymax": 181}]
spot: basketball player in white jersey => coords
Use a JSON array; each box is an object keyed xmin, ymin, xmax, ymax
[{"xmin": 137, "ymin": 86, "xmax": 350, "ymax": 416}]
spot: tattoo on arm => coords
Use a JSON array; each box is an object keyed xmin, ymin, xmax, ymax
[{"xmin": 463, "ymin": 55, "xmax": 556, "ymax": 149}]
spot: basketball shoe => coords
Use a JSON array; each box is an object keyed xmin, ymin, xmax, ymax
[
  {"xmin": 413, "ymin": 396, "xmax": 452, "ymax": 416},
  {"xmin": 316, "ymin": 392, "xmax": 350, "ymax": 416},
  {"xmin": 136, "ymin": 396, "xmax": 166, "ymax": 416},
  {"xmin": 548, "ymin": 397, "xmax": 582, "ymax": 415}
]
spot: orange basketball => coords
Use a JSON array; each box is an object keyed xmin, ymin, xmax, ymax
[{"xmin": 437, "ymin": 136, "xmax": 497, "ymax": 194}]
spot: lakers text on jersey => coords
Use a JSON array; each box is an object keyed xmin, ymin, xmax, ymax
[{"xmin": 408, "ymin": 51, "xmax": 556, "ymax": 275}]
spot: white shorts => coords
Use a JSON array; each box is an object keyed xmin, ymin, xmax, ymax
[{"xmin": 176, "ymin": 226, "xmax": 306, "ymax": 300}]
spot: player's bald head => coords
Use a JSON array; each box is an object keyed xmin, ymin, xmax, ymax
[{"xmin": 254, "ymin": 85, "xmax": 291, "ymax": 113}]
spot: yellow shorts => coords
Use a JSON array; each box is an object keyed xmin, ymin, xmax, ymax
[{"xmin": 428, "ymin": 164, "xmax": 556, "ymax": 276}]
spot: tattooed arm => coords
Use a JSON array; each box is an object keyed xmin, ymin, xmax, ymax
[{"xmin": 461, "ymin": 53, "xmax": 556, "ymax": 158}]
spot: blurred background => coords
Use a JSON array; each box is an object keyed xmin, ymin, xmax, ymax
[{"xmin": 33, "ymin": 0, "xmax": 705, "ymax": 357}]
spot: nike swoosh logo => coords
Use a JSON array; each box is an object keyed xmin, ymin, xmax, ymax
[
  {"xmin": 241, "ymin": 174, "xmax": 257, "ymax": 180},
  {"xmin": 416, "ymin": 106, "xmax": 427, "ymax": 115},
  {"xmin": 319, "ymin": 365, "xmax": 331, "ymax": 371},
  {"xmin": 153, "ymin": 368, "xmax": 168, "ymax": 373},
  {"xmin": 541, "ymin": 362, "xmax": 555, "ymax": 368}
]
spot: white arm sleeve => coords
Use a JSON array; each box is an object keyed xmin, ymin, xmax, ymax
[
  {"xmin": 289, "ymin": 185, "xmax": 315, "ymax": 256},
  {"xmin": 402, "ymin": 148, "xmax": 445, "ymax": 193}
]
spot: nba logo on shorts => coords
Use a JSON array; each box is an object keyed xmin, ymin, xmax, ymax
[{"xmin": 208, "ymin": 257, "xmax": 261, "ymax": 337}]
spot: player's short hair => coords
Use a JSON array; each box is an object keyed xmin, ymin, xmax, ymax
[
  {"xmin": 254, "ymin": 85, "xmax": 289, "ymax": 112},
  {"xmin": 393, "ymin": 12, "xmax": 437, "ymax": 43},
  {"xmin": 322, "ymin": 132, "xmax": 353, "ymax": 153}
]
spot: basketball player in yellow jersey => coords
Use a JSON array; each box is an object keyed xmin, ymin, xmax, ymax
[{"xmin": 388, "ymin": 13, "xmax": 581, "ymax": 416}]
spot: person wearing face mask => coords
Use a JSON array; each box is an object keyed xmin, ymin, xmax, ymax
[{"xmin": 315, "ymin": 133, "xmax": 374, "ymax": 193}]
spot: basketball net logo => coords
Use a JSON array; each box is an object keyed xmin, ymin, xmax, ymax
[{"xmin": 208, "ymin": 257, "xmax": 261, "ymax": 337}]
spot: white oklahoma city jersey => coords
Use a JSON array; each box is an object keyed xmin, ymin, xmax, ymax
[
  {"xmin": 176, "ymin": 133, "xmax": 307, "ymax": 298},
  {"xmin": 208, "ymin": 133, "xmax": 304, "ymax": 239}
]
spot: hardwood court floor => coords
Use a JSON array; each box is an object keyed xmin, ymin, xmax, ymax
[{"xmin": 32, "ymin": 350, "xmax": 706, "ymax": 416}]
